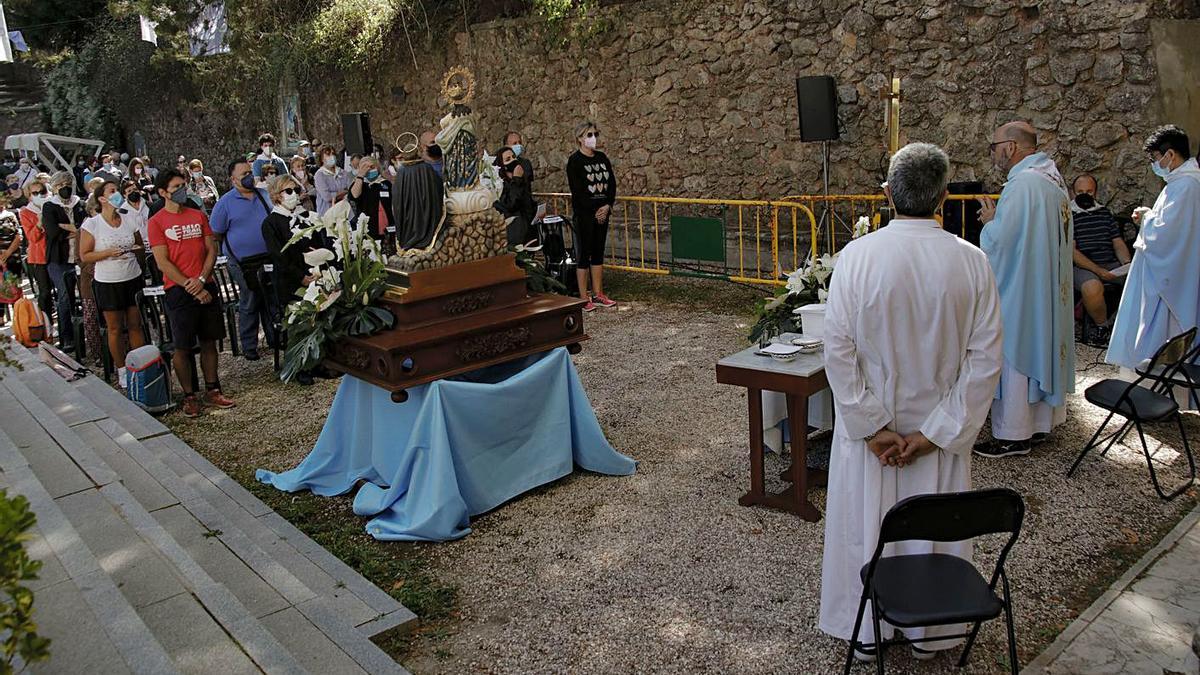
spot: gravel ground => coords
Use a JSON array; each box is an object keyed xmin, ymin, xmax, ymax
[{"xmin": 168, "ymin": 292, "xmax": 1199, "ymax": 675}]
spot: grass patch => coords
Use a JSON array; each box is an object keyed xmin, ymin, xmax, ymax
[{"xmin": 603, "ymin": 269, "xmax": 767, "ymax": 316}]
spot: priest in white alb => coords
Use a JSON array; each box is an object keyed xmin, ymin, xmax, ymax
[
  {"xmin": 1107, "ymin": 125, "xmax": 1200, "ymax": 384},
  {"xmin": 819, "ymin": 143, "xmax": 1003, "ymax": 659},
  {"xmin": 974, "ymin": 121, "xmax": 1075, "ymax": 458}
]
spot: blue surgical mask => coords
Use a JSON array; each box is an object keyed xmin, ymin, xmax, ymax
[
  {"xmin": 170, "ymin": 186, "xmax": 190, "ymax": 205},
  {"xmin": 105, "ymin": 192, "xmax": 124, "ymax": 209},
  {"xmin": 511, "ymin": 144, "xmax": 524, "ymax": 157},
  {"xmin": 366, "ymin": 169, "xmax": 380, "ymax": 182},
  {"xmin": 1151, "ymin": 155, "xmax": 1172, "ymax": 180}
]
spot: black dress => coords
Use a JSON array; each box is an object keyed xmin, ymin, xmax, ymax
[
  {"xmin": 493, "ymin": 174, "xmax": 538, "ymax": 246},
  {"xmin": 262, "ymin": 209, "xmax": 324, "ymax": 306}
]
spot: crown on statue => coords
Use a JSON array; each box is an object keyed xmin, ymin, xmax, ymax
[{"xmin": 440, "ymin": 66, "xmax": 476, "ymax": 107}]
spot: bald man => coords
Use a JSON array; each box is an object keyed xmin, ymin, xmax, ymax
[{"xmin": 974, "ymin": 121, "xmax": 1075, "ymax": 458}]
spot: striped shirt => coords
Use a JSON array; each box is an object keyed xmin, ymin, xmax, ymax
[{"xmin": 1073, "ymin": 206, "xmax": 1120, "ymax": 267}]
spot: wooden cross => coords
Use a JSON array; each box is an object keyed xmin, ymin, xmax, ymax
[{"xmin": 880, "ymin": 74, "xmax": 902, "ymax": 156}]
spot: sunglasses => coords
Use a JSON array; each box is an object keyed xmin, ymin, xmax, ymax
[
  {"xmin": 28, "ymin": 188, "xmax": 44, "ymax": 196},
  {"xmin": 582, "ymin": 131, "xmax": 600, "ymax": 139},
  {"xmin": 281, "ymin": 187, "xmax": 301, "ymax": 195}
]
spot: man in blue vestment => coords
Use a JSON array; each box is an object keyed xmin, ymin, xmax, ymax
[
  {"xmin": 974, "ymin": 121, "xmax": 1075, "ymax": 458},
  {"xmin": 1107, "ymin": 125, "xmax": 1200, "ymax": 379}
]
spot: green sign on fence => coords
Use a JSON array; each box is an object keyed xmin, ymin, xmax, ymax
[{"xmin": 670, "ymin": 215, "xmax": 725, "ymax": 264}]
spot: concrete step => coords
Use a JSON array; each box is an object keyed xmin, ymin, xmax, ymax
[
  {"xmin": 0, "ymin": 369, "xmax": 308, "ymax": 674},
  {"xmin": 0, "ymin": 422, "xmax": 177, "ymax": 674},
  {"xmin": 7, "ymin": 346, "xmax": 413, "ymax": 673},
  {"xmin": 53, "ymin": 348, "xmax": 416, "ymax": 638}
]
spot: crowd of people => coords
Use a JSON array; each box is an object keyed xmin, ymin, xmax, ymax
[
  {"xmin": 0, "ymin": 122, "xmax": 624, "ymax": 414},
  {"xmin": 818, "ymin": 122, "xmax": 1200, "ymax": 661}
]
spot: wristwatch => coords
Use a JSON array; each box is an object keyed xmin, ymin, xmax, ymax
[{"xmin": 197, "ymin": 274, "xmax": 206, "ymax": 284}]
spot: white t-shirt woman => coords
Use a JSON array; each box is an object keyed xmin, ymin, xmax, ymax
[{"xmin": 80, "ymin": 212, "xmax": 143, "ymax": 283}]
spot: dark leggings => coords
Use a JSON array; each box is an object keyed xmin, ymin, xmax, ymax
[
  {"xmin": 28, "ymin": 263, "xmax": 52, "ymax": 314},
  {"xmin": 573, "ymin": 210, "xmax": 609, "ymax": 269}
]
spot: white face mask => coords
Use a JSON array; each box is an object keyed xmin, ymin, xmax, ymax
[
  {"xmin": 293, "ymin": 169, "xmax": 305, "ymax": 179},
  {"xmin": 31, "ymin": 194, "xmax": 47, "ymax": 207},
  {"xmin": 281, "ymin": 192, "xmax": 300, "ymax": 210},
  {"xmin": 583, "ymin": 135, "xmax": 597, "ymax": 150}
]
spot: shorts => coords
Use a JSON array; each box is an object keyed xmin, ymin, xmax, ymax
[
  {"xmin": 572, "ymin": 210, "xmax": 609, "ymax": 268},
  {"xmin": 1073, "ymin": 262, "xmax": 1122, "ymax": 291},
  {"xmin": 165, "ymin": 282, "xmax": 226, "ymax": 349},
  {"xmin": 94, "ymin": 276, "xmax": 144, "ymax": 312}
]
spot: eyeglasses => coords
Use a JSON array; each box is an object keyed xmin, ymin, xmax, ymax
[{"xmin": 988, "ymin": 140, "xmax": 1015, "ymax": 152}]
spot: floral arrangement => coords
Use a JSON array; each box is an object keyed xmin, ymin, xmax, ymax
[
  {"xmin": 747, "ymin": 216, "xmax": 872, "ymax": 345},
  {"xmin": 510, "ymin": 240, "xmax": 566, "ymax": 295},
  {"xmin": 278, "ymin": 201, "xmax": 395, "ymax": 382},
  {"xmin": 478, "ymin": 151, "xmax": 504, "ymax": 196}
]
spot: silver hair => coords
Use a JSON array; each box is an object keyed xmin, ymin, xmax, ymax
[
  {"xmin": 886, "ymin": 142, "xmax": 950, "ymax": 217},
  {"xmin": 49, "ymin": 170, "xmax": 74, "ymax": 191}
]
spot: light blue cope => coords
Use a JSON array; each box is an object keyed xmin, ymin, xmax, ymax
[
  {"xmin": 980, "ymin": 152, "xmax": 1075, "ymax": 407},
  {"xmin": 1107, "ymin": 158, "xmax": 1200, "ymax": 370},
  {"xmin": 255, "ymin": 348, "xmax": 636, "ymax": 542}
]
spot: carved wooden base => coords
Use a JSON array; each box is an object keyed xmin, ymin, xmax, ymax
[{"xmin": 326, "ymin": 254, "xmax": 588, "ymax": 399}]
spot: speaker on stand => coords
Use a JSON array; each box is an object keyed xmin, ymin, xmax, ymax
[
  {"xmin": 340, "ymin": 112, "xmax": 373, "ymax": 157},
  {"xmin": 796, "ymin": 75, "xmax": 841, "ymax": 258}
]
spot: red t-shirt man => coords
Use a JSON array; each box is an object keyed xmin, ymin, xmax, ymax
[{"xmin": 146, "ymin": 207, "xmax": 212, "ymax": 289}]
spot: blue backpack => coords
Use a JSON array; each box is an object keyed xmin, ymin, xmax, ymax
[{"xmin": 124, "ymin": 345, "xmax": 172, "ymax": 414}]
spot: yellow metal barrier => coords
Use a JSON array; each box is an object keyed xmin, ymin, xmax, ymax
[{"xmin": 536, "ymin": 193, "xmax": 996, "ymax": 287}]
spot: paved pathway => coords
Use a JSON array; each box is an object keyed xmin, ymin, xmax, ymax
[
  {"xmin": 1025, "ymin": 499, "xmax": 1200, "ymax": 674},
  {"xmin": 0, "ymin": 343, "xmax": 415, "ymax": 673}
]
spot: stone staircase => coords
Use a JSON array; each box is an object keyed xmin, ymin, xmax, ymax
[{"xmin": 0, "ymin": 344, "xmax": 416, "ymax": 674}]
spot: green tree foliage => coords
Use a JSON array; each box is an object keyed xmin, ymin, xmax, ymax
[
  {"xmin": 0, "ymin": 490, "xmax": 50, "ymax": 674},
  {"xmin": 3, "ymin": 1, "xmax": 108, "ymax": 50},
  {"xmin": 41, "ymin": 48, "xmax": 124, "ymax": 146}
]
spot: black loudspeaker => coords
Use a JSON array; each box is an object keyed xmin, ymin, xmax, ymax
[
  {"xmin": 340, "ymin": 112, "xmax": 372, "ymax": 156},
  {"xmin": 796, "ymin": 76, "xmax": 840, "ymax": 142},
  {"xmin": 944, "ymin": 181, "xmax": 984, "ymax": 245}
]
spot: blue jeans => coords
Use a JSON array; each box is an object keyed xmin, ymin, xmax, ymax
[
  {"xmin": 225, "ymin": 257, "xmax": 275, "ymax": 355},
  {"xmin": 47, "ymin": 261, "xmax": 74, "ymax": 344}
]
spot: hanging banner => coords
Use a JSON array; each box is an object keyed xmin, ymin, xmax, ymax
[
  {"xmin": 0, "ymin": 4, "xmax": 13, "ymax": 63},
  {"xmin": 188, "ymin": 1, "xmax": 230, "ymax": 57},
  {"xmin": 139, "ymin": 15, "xmax": 159, "ymax": 46}
]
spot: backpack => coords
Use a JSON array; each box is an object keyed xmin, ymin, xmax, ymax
[
  {"xmin": 124, "ymin": 344, "xmax": 172, "ymax": 414},
  {"xmin": 12, "ymin": 298, "xmax": 48, "ymax": 347}
]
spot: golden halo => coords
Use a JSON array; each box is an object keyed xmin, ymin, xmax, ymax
[
  {"xmin": 393, "ymin": 132, "xmax": 419, "ymax": 154},
  {"xmin": 440, "ymin": 66, "xmax": 476, "ymax": 106}
]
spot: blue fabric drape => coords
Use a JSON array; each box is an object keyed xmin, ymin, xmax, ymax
[{"xmin": 256, "ymin": 348, "xmax": 635, "ymax": 541}]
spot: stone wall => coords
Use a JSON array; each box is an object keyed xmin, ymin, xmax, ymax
[{"xmin": 127, "ymin": 0, "xmax": 1199, "ymax": 209}]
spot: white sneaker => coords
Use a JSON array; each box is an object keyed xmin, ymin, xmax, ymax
[{"xmin": 853, "ymin": 647, "xmax": 876, "ymax": 663}]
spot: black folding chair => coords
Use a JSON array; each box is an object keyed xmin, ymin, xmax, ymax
[
  {"xmin": 89, "ymin": 279, "xmax": 115, "ymax": 383},
  {"xmin": 844, "ymin": 488, "xmax": 1024, "ymax": 675},
  {"xmin": 211, "ymin": 261, "xmax": 241, "ymax": 356},
  {"xmin": 256, "ymin": 265, "xmax": 285, "ymax": 371},
  {"xmin": 1067, "ymin": 328, "xmax": 1197, "ymax": 500}
]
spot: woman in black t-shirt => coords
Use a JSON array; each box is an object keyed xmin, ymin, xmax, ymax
[{"xmin": 565, "ymin": 120, "xmax": 618, "ymax": 312}]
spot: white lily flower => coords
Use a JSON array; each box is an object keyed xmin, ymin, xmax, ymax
[
  {"xmin": 853, "ymin": 215, "xmax": 871, "ymax": 239},
  {"xmin": 785, "ymin": 268, "xmax": 807, "ymax": 295},
  {"xmin": 302, "ymin": 282, "xmax": 320, "ymax": 304},
  {"xmin": 303, "ymin": 248, "xmax": 335, "ymax": 268}
]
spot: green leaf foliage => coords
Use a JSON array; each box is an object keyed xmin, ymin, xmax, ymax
[{"xmin": 0, "ymin": 490, "xmax": 50, "ymax": 673}]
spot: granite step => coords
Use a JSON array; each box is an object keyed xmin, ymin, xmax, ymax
[
  {"xmin": 7, "ymin": 346, "xmax": 413, "ymax": 672},
  {"xmin": 0, "ymin": 420, "xmax": 177, "ymax": 674},
  {"xmin": 50, "ymin": 347, "xmax": 417, "ymax": 638},
  {"xmin": 0, "ymin": 369, "xmax": 307, "ymax": 673}
]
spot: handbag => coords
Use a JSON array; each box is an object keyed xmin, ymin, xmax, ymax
[{"xmin": 226, "ymin": 189, "xmax": 274, "ymax": 295}]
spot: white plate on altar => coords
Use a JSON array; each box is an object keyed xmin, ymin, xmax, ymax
[
  {"xmin": 757, "ymin": 343, "xmax": 803, "ymax": 361},
  {"xmin": 790, "ymin": 335, "xmax": 823, "ymax": 353}
]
